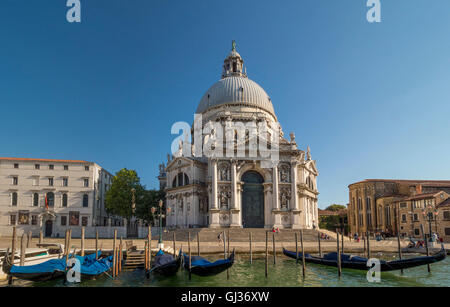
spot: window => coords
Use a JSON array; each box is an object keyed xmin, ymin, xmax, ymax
[
  {"xmin": 61, "ymin": 216, "xmax": 67, "ymax": 226},
  {"xmin": 33, "ymin": 193, "xmax": 39, "ymax": 207},
  {"xmin": 414, "ymin": 229, "xmax": 420, "ymax": 236},
  {"xmin": 10, "ymin": 215, "xmax": 16, "ymax": 225},
  {"xmin": 413, "ymin": 213, "xmax": 419, "ymax": 221},
  {"xmin": 445, "ymin": 228, "xmax": 450, "ymax": 236},
  {"xmin": 62, "ymin": 178, "xmax": 68, "ymax": 187},
  {"xmin": 62, "ymin": 193, "xmax": 68, "ymax": 207},
  {"xmin": 82, "ymin": 216, "xmax": 88, "ymax": 227},
  {"xmin": 401, "ymin": 214, "xmax": 407, "ymax": 223},
  {"xmin": 14, "ymin": 163, "xmax": 19, "ymax": 169},
  {"xmin": 64, "ymin": 165, "xmax": 69, "ymax": 170},
  {"xmin": 366, "ymin": 197, "xmax": 372, "ymax": 228},
  {"xmin": 12, "ymin": 176, "xmax": 18, "ymax": 185},
  {"xmin": 184, "ymin": 173, "xmax": 189, "ymax": 185},
  {"xmin": 48, "ymin": 178, "xmax": 54, "ymax": 186},
  {"xmin": 83, "ymin": 194, "xmax": 88, "ymax": 207},
  {"xmin": 46, "ymin": 192, "xmax": 54, "ymax": 207},
  {"xmin": 85, "ymin": 165, "xmax": 89, "ymax": 171},
  {"xmin": 49, "ymin": 164, "xmax": 54, "ymax": 170},
  {"xmin": 172, "ymin": 177, "xmax": 177, "ymax": 188},
  {"xmin": 35, "ymin": 164, "xmax": 40, "ymax": 170},
  {"xmin": 84, "ymin": 179, "xmax": 89, "ymax": 187},
  {"xmin": 18, "ymin": 211, "xmax": 29, "ymax": 225},
  {"xmin": 12, "ymin": 192, "xmax": 18, "ymax": 206},
  {"xmin": 31, "ymin": 215, "xmax": 37, "ymax": 225},
  {"xmin": 69, "ymin": 211, "xmax": 79, "ymax": 226},
  {"xmin": 444, "ymin": 211, "xmax": 450, "ymax": 221},
  {"xmin": 400, "ymin": 202, "xmax": 407, "ymax": 208},
  {"xmin": 384, "ymin": 205, "xmax": 391, "ymax": 226}
]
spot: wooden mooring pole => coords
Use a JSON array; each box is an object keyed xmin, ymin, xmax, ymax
[
  {"xmin": 341, "ymin": 230, "xmax": 344, "ymax": 254},
  {"xmin": 8, "ymin": 226, "xmax": 17, "ymax": 285},
  {"xmin": 27, "ymin": 231, "xmax": 32, "ymax": 248},
  {"xmin": 119, "ymin": 237, "xmax": 123, "ymax": 273},
  {"xmin": 188, "ymin": 232, "xmax": 191, "ymax": 280},
  {"xmin": 295, "ymin": 232, "xmax": 299, "ymax": 264},
  {"xmin": 144, "ymin": 241, "xmax": 148, "ymax": 271},
  {"xmin": 173, "ymin": 232, "xmax": 176, "ymax": 256},
  {"xmin": 318, "ymin": 231, "xmax": 322, "ymax": 258},
  {"xmin": 300, "ymin": 230, "xmax": 305, "ymax": 278},
  {"xmin": 265, "ymin": 231, "xmax": 268, "ymax": 278},
  {"xmin": 420, "ymin": 224, "xmax": 431, "ymax": 273},
  {"xmin": 396, "ymin": 210, "xmax": 403, "ymax": 274},
  {"xmin": 336, "ymin": 229, "xmax": 341, "ymax": 277},
  {"xmin": 39, "ymin": 230, "xmax": 43, "ymax": 245},
  {"xmin": 20, "ymin": 233, "xmax": 26, "ymax": 266},
  {"xmin": 363, "ymin": 236, "xmax": 366, "ymax": 256},
  {"xmin": 112, "ymin": 229, "xmax": 117, "ymax": 278},
  {"xmin": 366, "ymin": 231, "xmax": 371, "ymax": 259},
  {"xmin": 226, "ymin": 231, "xmax": 230, "ymax": 280},
  {"xmin": 197, "ymin": 232, "xmax": 200, "ymax": 257},
  {"xmin": 272, "ymin": 232, "xmax": 276, "ymax": 265},
  {"xmin": 149, "ymin": 227, "xmax": 152, "ymax": 267},
  {"xmin": 95, "ymin": 229, "xmax": 99, "ymax": 260},
  {"xmin": 81, "ymin": 227, "xmax": 85, "ymax": 257},
  {"xmin": 249, "ymin": 232, "xmax": 252, "ymax": 264}
]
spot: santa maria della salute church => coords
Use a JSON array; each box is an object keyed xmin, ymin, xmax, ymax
[{"xmin": 158, "ymin": 42, "xmax": 319, "ymax": 230}]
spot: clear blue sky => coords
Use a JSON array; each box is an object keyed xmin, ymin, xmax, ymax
[{"xmin": 1, "ymin": 0, "xmax": 450, "ymax": 209}]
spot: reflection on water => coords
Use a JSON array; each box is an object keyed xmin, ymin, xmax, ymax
[{"xmin": 3, "ymin": 253, "xmax": 450, "ymax": 287}]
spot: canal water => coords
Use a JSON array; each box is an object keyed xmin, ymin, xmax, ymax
[{"xmin": 4, "ymin": 253, "xmax": 450, "ymax": 287}]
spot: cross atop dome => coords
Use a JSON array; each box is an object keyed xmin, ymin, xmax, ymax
[{"xmin": 222, "ymin": 40, "xmax": 247, "ymax": 79}]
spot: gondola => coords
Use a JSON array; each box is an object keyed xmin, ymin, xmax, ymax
[
  {"xmin": 282, "ymin": 245, "xmax": 446, "ymax": 272},
  {"xmin": 2, "ymin": 251, "xmax": 103, "ymax": 282},
  {"xmin": 183, "ymin": 250, "xmax": 235, "ymax": 277},
  {"xmin": 146, "ymin": 248, "xmax": 182, "ymax": 278}
]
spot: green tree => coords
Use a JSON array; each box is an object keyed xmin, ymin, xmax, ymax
[
  {"xmin": 105, "ymin": 168, "xmax": 145, "ymax": 218},
  {"xmin": 135, "ymin": 189, "xmax": 166, "ymax": 224},
  {"xmin": 325, "ymin": 204, "xmax": 347, "ymax": 212}
]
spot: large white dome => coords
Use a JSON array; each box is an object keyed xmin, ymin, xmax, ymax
[{"xmin": 196, "ymin": 76, "xmax": 275, "ymax": 117}]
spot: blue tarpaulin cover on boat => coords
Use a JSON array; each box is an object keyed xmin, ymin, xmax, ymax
[
  {"xmin": 185, "ymin": 255, "xmax": 232, "ymax": 268},
  {"xmin": 80, "ymin": 255, "xmax": 113, "ymax": 276},
  {"xmin": 10, "ymin": 251, "xmax": 102, "ymax": 275}
]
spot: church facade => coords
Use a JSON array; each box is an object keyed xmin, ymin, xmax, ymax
[{"xmin": 158, "ymin": 43, "xmax": 319, "ymax": 229}]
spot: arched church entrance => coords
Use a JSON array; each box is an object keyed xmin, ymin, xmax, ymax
[{"xmin": 241, "ymin": 171, "xmax": 264, "ymax": 228}]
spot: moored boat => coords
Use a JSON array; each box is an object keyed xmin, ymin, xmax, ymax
[
  {"xmin": 2, "ymin": 251, "xmax": 103, "ymax": 282},
  {"xmin": 282, "ymin": 245, "xmax": 446, "ymax": 272},
  {"xmin": 183, "ymin": 250, "xmax": 235, "ymax": 277},
  {"xmin": 146, "ymin": 248, "xmax": 182, "ymax": 278}
]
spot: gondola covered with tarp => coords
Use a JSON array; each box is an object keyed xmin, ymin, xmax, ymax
[
  {"xmin": 2, "ymin": 251, "xmax": 107, "ymax": 282},
  {"xmin": 146, "ymin": 248, "xmax": 182, "ymax": 278},
  {"xmin": 183, "ymin": 250, "xmax": 235, "ymax": 277},
  {"xmin": 282, "ymin": 245, "xmax": 446, "ymax": 272}
]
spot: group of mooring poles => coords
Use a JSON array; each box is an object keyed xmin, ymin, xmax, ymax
[{"xmin": 111, "ymin": 229, "xmax": 124, "ymax": 278}]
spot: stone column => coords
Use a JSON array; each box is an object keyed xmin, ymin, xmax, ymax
[
  {"xmin": 231, "ymin": 161, "xmax": 237, "ymax": 209},
  {"xmin": 209, "ymin": 159, "xmax": 220, "ymax": 228},
  {"xmin": 291, "ymin": 162, "xmax": 298, "ymax": 210},
  {"xmin": 272, "ymin": 165, "xmax": 279, "ymax": 209},
  {"xmin": 212, "ymin": 160, "xmax": 218, "ymax": 209}
]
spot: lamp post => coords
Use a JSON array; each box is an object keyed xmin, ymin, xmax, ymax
[
  {"xmin": 151, "ymin": 200, "xmax": 165, "ymax": 248},
  {"xmin": 422, "ymin": 205, "xmax": 438, "ymax": 243}
]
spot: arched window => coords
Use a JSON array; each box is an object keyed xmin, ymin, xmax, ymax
[
  {"xmin": 12, "ymin": 192, "xmax": 18, "ymax": 206},
  {"xmin": 83, "ymin": 194, "xmax": 89, "ymax": 207},
  {"xmin": 178, "ymin": 173, "xmax": 184, "ymax": 186},
  {"xmin": 33, "ymin": 193, "xmax": 39, "ymax": 207},
  {"xmin": 184, "ymin": 173, "xmax": 189, "ymax": 185},
  {"xmin": 172, "ymin": 177, "xmax": 177, "ymax": 188},
  {"xmin": 62, "ymin": 193, "xmax": 68, "ymax": 207},
  {"xmin": 46, "ymin": 192, "xmax": 54, "ymax": 207}
]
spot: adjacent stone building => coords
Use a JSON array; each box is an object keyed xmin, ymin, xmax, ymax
[
  {"xmin": 0, "ymin": 157, "xmax": 117, "ymax": 237},
  {"xmin": 158, "ymin": 43, "xmax": 319, "ymax": 229},
  {"xmin": 348, "ymin": 179, "xmax": 450, "ymax": 242}
]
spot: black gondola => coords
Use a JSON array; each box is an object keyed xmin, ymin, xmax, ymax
[
  {"xmin": 146, "ymin": 248, "xmax": 182, "ymax": 278},
  {"xmin": 183, "ymin": 250, "xmax": 235, "ymax": 277},
  {"xmin": 282, "ymin": 245, "xmax": 446, "ymax": 272}
]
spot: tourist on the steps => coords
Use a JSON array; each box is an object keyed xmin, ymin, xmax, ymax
[{"xmin": 217, "ymin": 232, "xmax": 223, "ymax": 245}]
